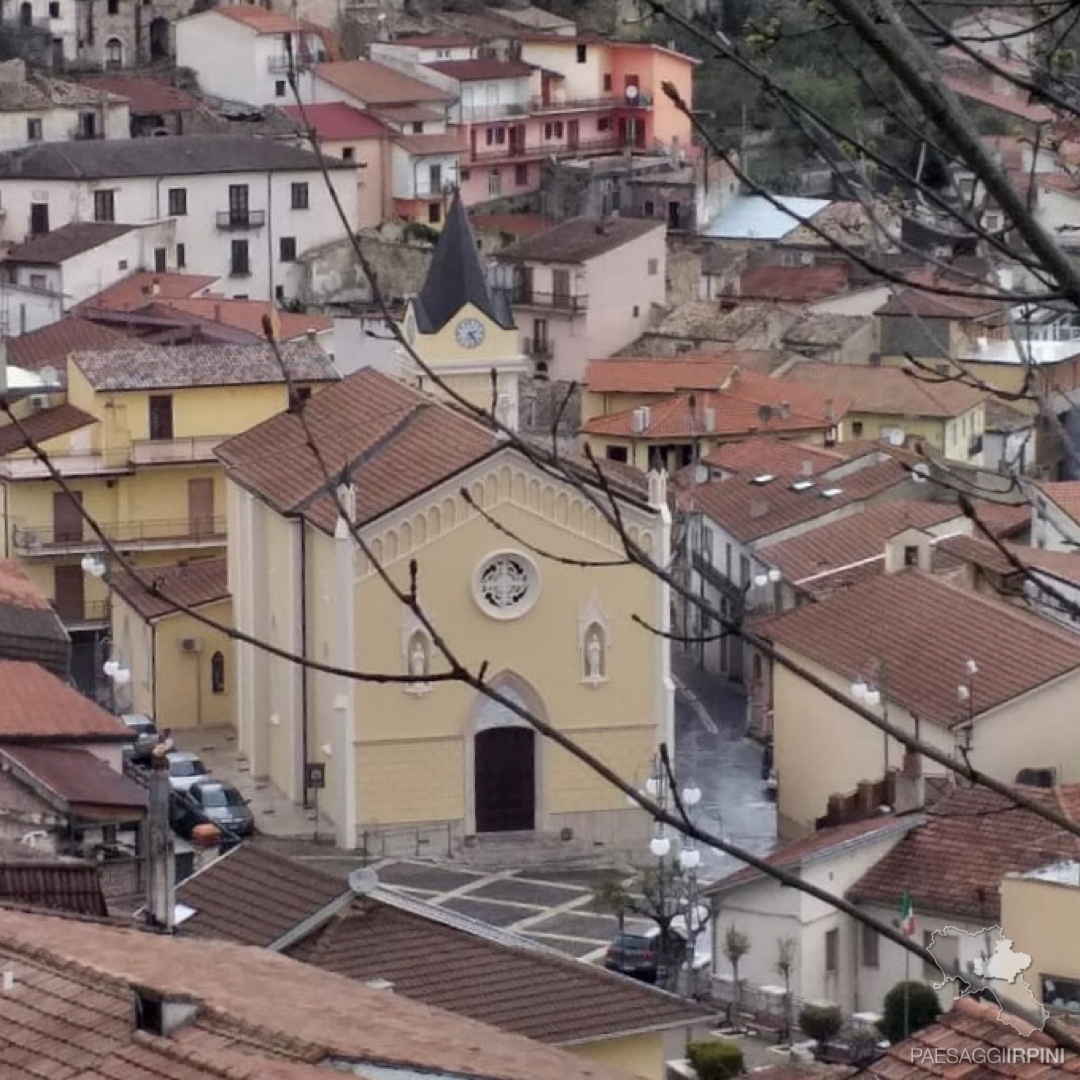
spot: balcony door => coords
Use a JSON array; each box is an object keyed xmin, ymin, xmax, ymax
[
  {"xmin": 53, "ymin": 565, "xmax": 84, "ymax": 622},
  {"xmin": 188, "ymin": 478, "xmax": 215, "ymax": 539},
  {"xmin": 53, "ymin": 491, "xmax": 83, "ymax": 544},
  {"xmin": 567, "ymin": 119, "xmax": 579, "ymax": 152},
  {"xmin": 228, "ymin": 184, "xmax": 250, "ymax": 227},
  {"xmin": 509, "ymin": 123, "xmax": 526, "ymax": 157},
  {"xmin": 552, "ymin": 268, "xmax": 571, "ymax": 309}
]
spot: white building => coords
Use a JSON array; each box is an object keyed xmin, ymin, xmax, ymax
[
  {"xmin": 0, "ymin": 60, "xmax": 129, "ymax": 150},
  {"xmin": 0, "ymin": 135, "xmax": 357, "ymax": 303},
  {"xmin": 1031, "ymin": 481, "xmax": 1080, "ymax": 550},
  {"xmin": 490, "ymin": 217, "xmax": 667, "ymax": 383},
  {"xmin": 175, "ymin": 5, "xmax": 335, "ymax": 108},
  {"xmin": 4, "ymin": 221, "xmax": 177, "ymax": 308}
]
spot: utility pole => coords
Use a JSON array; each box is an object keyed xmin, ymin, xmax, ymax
[{"xmin": 145, "ymin": 755, "xmax": 175, "ymax": 931}]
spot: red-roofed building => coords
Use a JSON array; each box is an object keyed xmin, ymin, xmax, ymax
[
  {"xmin": 75, "ymin": 75, "xmax": 202, "ymax": 136},
  {"xmin": 736, "ymin": 263, "xmax": 850, "ymax": 303}
]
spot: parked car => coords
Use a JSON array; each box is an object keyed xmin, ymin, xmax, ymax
[
  {"xmin": 120, "ymin": 713, "xmax": 158, "ymax": 764},
  {"xmin": 604, "ymin": 926, "xmax": 688, "ymax": 984},
  {"xmin": 186, "ymin": 780, "xmax": 255, "ymax": 837},
  {"xmin": 165, "ymin": 751, "xmax": 211, "ymax": 793}
]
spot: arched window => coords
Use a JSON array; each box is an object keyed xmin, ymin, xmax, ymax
[
  {"xmin": 104, "ymin": 37, "xmax": 123, "ymax": 70},
  {"xmin": 210, "ymin": 650, "xmax": 225, "ymax": 694},
  {"xmin": 19, "ymin": 2, "xmax": 32, "ymax": 27}
]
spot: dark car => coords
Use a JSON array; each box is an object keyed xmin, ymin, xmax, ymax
[
  {"xmin": 604, "ymin": 926, "xmax": 687, "ymax": 984},
  {"xmin": 186, "ymin": 780, "xmax": 255, "ymax": 837},
  {"xmin": 120, "ymin": 713, "xmax": 158, "ymax": 764}
]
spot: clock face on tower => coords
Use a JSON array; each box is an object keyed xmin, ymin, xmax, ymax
[{"xmin": 455, "ymin": 317, "xmax": 486, "ymax": 349}]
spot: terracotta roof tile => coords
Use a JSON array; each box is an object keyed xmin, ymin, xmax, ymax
[
  {"xmin": 1037, "ymin": 481, "xmax": 1080, "ymax": 525},
  {"xmin": 688, "ymin": 458, "xmax": 910, "ymax": 543},
  {"xmin": 758, "ymin": 502, "xmax": 967, "ymax": 585},
  {"xmin": 7, "ymin": 316, "xmax": 131, "ymax": 371},
  {"xmin": 757, "ymin": 571, "xmax": 1080, "ymax": 726},
  {"xmin": 712, "ymin": 813, "xmax": 919, "ymax": 892},
  {"xmin": 780, "ymin": 361, "xmax": 987, "ymax": 418},
  {"xmin": 847, "ymin": 783, "xmax": 1080, "ymax": 920},
  {"xmin": 315, "ymin": 59, "xmax": 452, "ymax": 104},
  {"xmin": 0, "ymin": 559, "xmax": 54, "ymax": 612},
  {"xmin": 5, "ymin": 222, "xmax": 135, "ymax": 264},
  {"xmin": 0, "ymin": 402, "xmax": 96, "ymax": 456},
  {"xmin": 77, "ymin": 272, "xmax": 219, "ymax": 313},
  {"xmin": 0, "ymin": 907, "xmax": 639, "ymax": 1080},
  {"xmin": 497, "ymin": 216, "xmax": 663, "ymax": 264},
  {"xmin": 177, "ymin": 845, "xmax": 711, "ymax": 1045},
  {"xmin": 587, "ymin": 357, "xmax": 737, "ymax": 394},
  {"xmin": 216, "ymin": 367, "xmax": 496, "ymax": 533},
  {"xmin": 177, "ymin": 844, "xmax": 346, "ymax": 947},
  {"xmin": 71, "ymin": 342, "xmax": 337, "ymax": 391},
  {"xmin": 154, "ymin": 297, "xmax": 333, "ymax": 341},
  {"xmin": 737, "ymin": 263, "xmax": 849, "ymax": 302},
  {"xmin": 0, "ymin": 745, "xmax": 146, "ymax": 811},
  {"xmin": 427, "ymin": 58, "xmax": 536, "ymax": 80},
  {"xmin": 944, "ymin": 73, "xmax": 1055, "ymax": 123},
  {"xmin": 76, "ymin": 74, "xmax": 201, "ymax": 114},
  {"xmin": 0, "ymin": 845, "xmax": 108, "ymax": 916},
  {"xmin": 393, "ymin": 130, "xmax": 467, "ymax": 155},
  {"xmin": 0, "ymin": 659, "xmax": 129, "ymax": 739},
  {"xmin": 110, "ymin": 557, "xmax": 228, "ymax": 622},
  {"xmin": 701, "ymin": 437, "xmax": 846, "ymax": 479},
  {"xmin": 876, "ymin": 285, "xmax": 1003, "ymax": 319},
  {"xmin": 280, "ymin": 101, "xmax": 388, "ymax": 140}
]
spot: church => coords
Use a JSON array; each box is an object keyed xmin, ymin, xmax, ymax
[{"xmin": 216, "ymin": 201, "xmax": 674, "ymax": 855}]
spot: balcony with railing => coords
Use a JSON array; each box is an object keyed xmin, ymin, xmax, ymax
[
  {"xmin": 469, "ymin": 131, "xmax": 623, "ymax": 164},
  {"xmin": 267, "ymin": 54, "xmax": 315, "ymax": 72},
  {"xmin": 523, "ymin": 337, "xmax": 554, "ymax": 360},
  {"xmin": 528, "ymin": 91, "xmax": 652, "ymax": 114},
  {"xmin": 53, "ymin": 597, "xmax": 110, "ymax": 627},
  {"xmin": 215, "ymin": 209, "xmax": 266, "ymax": 231},
  {"xmin": 506, "ymin": 288, "xmax": 588, "ymax": 313},
  {"xmin": 460, "ymin": 101, "xmax": 529, "ymax": 123},
  {"xmin": 13, "ymin": 515, "xmax": 227, "ymax": 556},
  {"xmin": 130, "ymin": 435, "xmax": 225, "ymax": 465}
]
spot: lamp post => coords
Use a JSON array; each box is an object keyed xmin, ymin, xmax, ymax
[
  {"xmin": 81, "ymin": 553, "xmax": 127, "ymax": 710},
  {"xmin": 645, "ymin": 757, "xmax": 707, "ymax": 995},
  {"xmin": 956, "ymin": 659, "xmax": 978, "ymax": 754},
  {"xmin": 851, "ymin": 658, "xmax": 888, "ymax": 772}
]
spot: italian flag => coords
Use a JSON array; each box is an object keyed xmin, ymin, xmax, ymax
[{"xmin": 899, "ymin": 891, "xmax": 915, "ymax": 938}]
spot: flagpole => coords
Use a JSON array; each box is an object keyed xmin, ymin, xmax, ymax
[{"xmin": 904, "ymin": 947, "xmax": 910, "ymax": 1039}]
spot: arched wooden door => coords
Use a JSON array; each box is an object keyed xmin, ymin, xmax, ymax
[{"xmin": 474, "ymin": 727, "xmax": 535, "ymax": 832}]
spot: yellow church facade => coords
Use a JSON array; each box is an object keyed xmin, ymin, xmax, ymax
[{"xmin": 216, "ymin": 200, "xmax": 672, "ymax": 852}]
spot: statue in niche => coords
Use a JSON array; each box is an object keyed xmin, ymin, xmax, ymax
[
  {"xmin": 408, "ymin": 633, "xmax": 430, "ymax": 680},
  {"xmin": 584, "ymin": 624, "xmax": 606, "ymax": 682}
]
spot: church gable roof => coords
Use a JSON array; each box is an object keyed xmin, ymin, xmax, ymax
[{"xmin": 413, "ymin": 195, "xmax": 515, "ymax": 334}]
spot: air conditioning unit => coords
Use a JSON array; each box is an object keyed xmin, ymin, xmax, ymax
[
  {"xmin": 630, "ymin": 406, "xmax": 651, "ymax": 433},
  {"xmin": 179, "ymin": 637, "xmax": 203, "ymax": 654},
  {"xmin": 20, "ymin": 529, "xmax": 40, "ymax": 550},
  {"xmin": 29, "ymin": 394, "xmax": 49, "ymax": 412}
]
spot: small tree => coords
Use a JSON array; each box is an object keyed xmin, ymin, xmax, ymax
[
  {"xmin": 722, "ymin": 925, "xmax": 751, "ymax": 1024},
  {"xmin": 774, "ymin": 937, "xmax": 796, "ymax": 1043},
  {"xmin": 799, "ymin": 1003, "xmax": 842, "ymax": 1057},
  {"xmin": 687, "ymin": 1037, "xmax": 744, "ymax": 1080},
  {"xmin": 878, "ymin": 982, "xmax": 940, "ymax": 1044}
]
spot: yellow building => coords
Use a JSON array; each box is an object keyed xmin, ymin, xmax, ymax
[
  {"xmin": 0, "ymin": 341, "xmax": 337, "ymax": 692},
  {"xmin": 399, "ymin": 194, "xmax": 528, "ymax": 427},
  {"xmin": 218, "ymin": 362, "xmax": 672, "ymax": 853},
  {"xmin": 109, "ymin": 557, "xmax": 233, "ymax": 729},
  {"xmin": 1001, "ymin": 861, "xmax": 1080, "ymax": 1017},
  {"xmin": 777, "ymin": 360, "xmax": 988, "ymax": 464}
]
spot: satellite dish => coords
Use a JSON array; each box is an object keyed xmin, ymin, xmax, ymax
[
  {"xmin": 348, "ymin": 867, "xmax": 379, "ymax": 896},
  {"xmin": 39, "ymin": 365, "xmax": 58, "ymax": 387},
  {"xmin": 757, "ymin": 404, "xmax": 773, "ymax": 423},
  {"xmin": 888, "ymin": 428, "xmax": 905, "ymax": 447},
  {"xmin": 625, "ymin": 84, "xmax": 639, "ymax": 101}
]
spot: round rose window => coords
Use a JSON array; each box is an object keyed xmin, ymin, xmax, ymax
[{"xmin": 473, "ymin": 552, "xmax": 539, "ymax": 619}]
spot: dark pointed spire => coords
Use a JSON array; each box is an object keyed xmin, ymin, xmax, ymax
[{"xmin": 412, "ymin": 193, "xmax": 514, "ymax": 333}]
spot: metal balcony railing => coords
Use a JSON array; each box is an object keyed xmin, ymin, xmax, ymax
[
  {"xmin": 53, "ymin": 597, "xmax": 110, "ymax": 626},
  {"xmin": 506, "ymin": 288, "xmax": 587, "ymax": 313},
  {"xmin": 469, "ymin": 132, "xmax": 623, "ymax": 163},
  {"xmin": 215, "ymin": 209, "xmax": 266, "ymax": 231},
  {"xmin": 130, "ymin": 435, "xmax": 225, "ymax": 465},
  {"xmin": 460, "ymin": 101, "xmax": 529, "ymax": 123},
  {"xmin": 13, "ymin": 516, "xmax": 226, "ymax": 555},
  {"xmin": 523, "ymin": 337, "xmax": 553, "ymax": 359},
  {"xmin": 528, "ymin": 92, "xmax": 651, "ymax": 113},
  {"xmin": 268, "ymin": 54, "xmax": 312, "ymax": 72}
]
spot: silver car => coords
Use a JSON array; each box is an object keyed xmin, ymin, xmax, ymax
[{"xmin": 166, "ymin": 751, "xmax": 211, "ymax": 793}]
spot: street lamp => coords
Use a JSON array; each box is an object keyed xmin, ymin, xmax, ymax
[{"xmin": 956, "ymin": 659, "xmax": 978, "ymax": 753}]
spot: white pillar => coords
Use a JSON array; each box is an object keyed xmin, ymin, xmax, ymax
[
  {"xmin": 649, "ymin": 470, "xmax": 675, "ymax": 751},
  {"xmin": 333, "ymin": 514, "xmax": 358, "ymax": 849}
]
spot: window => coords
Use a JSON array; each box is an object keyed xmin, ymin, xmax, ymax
[
  {"xmin": 341, "ymin": 146, "xmax": 354, "ymax": 161},
  {"xmin": 544, "ymin": 120, "xmax": 564, "ymax": 140},
  {"xmin": 515, "ymin": 163, "xmax": 528, "ymax": 187},
  {"xmin": 274, "ymin": 284, "xmax": 284, "ymax": 301},
  {"xmin": 26, "ymin": 118, "xmax": 42, "ymax": 141},
  {"xmin": 29, "ymin": 273, "xmax": 46, "ymax": 290},
  {"xmin": 427, "ymin": 202, "xmax": 441, "ymax": 225},
  {"xmin": 106, "ymin": 0, "xmax": 118, "ymax": 11},
  {"xmin": 412, "ymin": 121, "xmax": 424, "ymax": 134},
  {"xmin": 77, "ymin": 111, "xmax": 97, "ymax": 138},
  {"xmin": 851, "ymin": 420, "xmax": 863, "ymax": 437},
  {"xmin": 603, "ymin": 72, "xmax": 612, "ymax": 92},
  {"xmin": 597, "ymin": 116, "xmax": 610, "ymax": 132},
  {"xmin": 647, "ymin": 258, "xmax": 658, "ymax": 277},
  {"xmin": 168, "ymin": 187, "xmax": 187, "ymax": 216},
  {"xmin": 428, "ymin": 162, "xmax": 442, "ymax": 192},
  {"xmin": 488, "ymin": 168, "xmax": 501, "ymax": 196},
  {"xmin": 211, "ymin": 651, "xmax": 226, "ymax": 694},
  {"xmin": 632, "ymin": 305, "xmax": 640, "ymax": 317},
  {"xmin": 606, "ymin": 445, "xmax": 629, "ymax": 463},
  {"xmin": 473, "ymin": 551, "xmax": 539, "ymax": 620},
  {"xmin": 48, "ymin": 1, "xmax": 59, "ymax": 16},
  {"xmin": 274, "ymin": 80, "xmax": 286, "ymax": 97},
  {"xmin": 278, "ymin": 235, "xmax": 297, "ymax": 261},
  {"xmin": 154, "ymin": 247, "xmax": 166, "ymax": 272},
  {"xmin": 291, "ymin": 181, "xmax": 309, "ymax": 209},
  {"xmin": 644, "ymin": 199, "xmax": 654, "ymax": 216},
  {"xmin": 230, "ymin": 239, "xmax": 249, "ymax": 277},
  {"xmin": 825, "ymin": 928, "xmax": 839, "ymax": 974},
  {"xmin": 904, "ymin": 545, "xmax": 919, "ymax": 567},
  {"xmin": 104, "ymin": 36, "xmax": 122, "ymax": 68},
  {"xmin": 739, "ymin": 554, "xmax": 749, "ymax": 586},
  {"xmin": 93, "ymin": 189, "xmax": 115, "ymax": 222},
  {"xmin": 148, "ymin": 395, "xmax": 173, "ymax": 441},
  {"xmin": 176, "ymin": 242, "xmax": 186, "ymax": 268},
  {"xmin": 576, "ymin": 43, "xmax": 587, "ymax": 63},
  {"xmin": 460, "ymin": 168, "xmax": 470, "ymax": 181},
  {"xmin": 861, "ymin": 924, "xmax": 879, "ymax": 968}
]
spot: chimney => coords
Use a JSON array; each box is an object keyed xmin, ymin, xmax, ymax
[
  {"xmin": 891, "ymin": 749, "xmax": 925, "ymax": 812},
  {"xmin": 144, "ymin": 763, "xmax": 175, "ymax": 931},
  {"xmin": 749, "ymin": 498, "xmax": 770, "ymax": 520},
  {"xmin": 150, "ymin": 278, "xmax": 161, "ymax": 297},
  {"xmin": 856, "ymin": 779, "xmax": 876, "ymax": 814},
  {"xmin": 778, "ymin": 400, "xmax": 790, "ymax": 420},
  {"xmin": 824, "ymin": 398, "xmax": 835, "ymax": 422},
  {"xmin": 306, "ymin": 327, "xmax": 317, "ymax": 344},
  {"xmin": 799, "ymin": 459, "xmax": 813, "ymax": 478}
]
